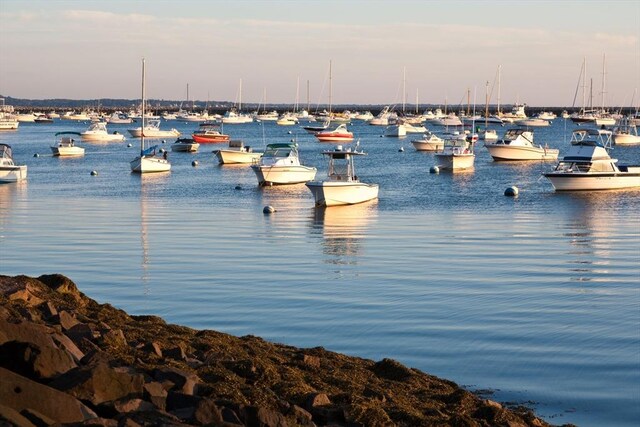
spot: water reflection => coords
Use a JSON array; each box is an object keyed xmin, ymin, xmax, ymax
[
  {"xmin": 138, "ymin": 173, "xmax": 171, "ymax": 294},
  {"xmin": 0, "ymin": 182, "xmax": 27, "ymax": 234},
  {"xmin": 561, "ymin": 192, "xmax": 636, "ymax": 283},
  {"xmin": 311, "ymin": 201, "xmax": 378, "ymax": 263}
]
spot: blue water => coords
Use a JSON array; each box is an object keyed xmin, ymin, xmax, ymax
[{"xmin": 1, "ymin": 117, "xmax": 639, "ymax": 426}]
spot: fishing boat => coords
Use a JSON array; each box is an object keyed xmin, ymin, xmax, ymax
[
  {"xmin": 51, "ymin": 132, "xmax": 85, "ymax": 156},
  {"xmin": 215, "ymin": 140, "xmax": 263, "ymax": 164},
  {"xmin": 315, "ymin": 123, "xmax": 354, "ymax": 142},
  {"xmin": 192, "ymin": 124, "xmax": 229, "ymax": 143},
  {"xmin": 130, "ymin": 59, "xmax": 171, "ymax": 174},
  {"xmin": 434, "ymin": 139, "xmax": 475, "ymax": 170},
  {"xmin": 612, "ymin": 119, "xmax": 640, "ymax": 145},
  {"xmin": 544, "ymin": 128, "xmax": 640, "ymax": 191},
  {"xmin": 306, "ymin": 145, "xmax": 378, "ymax": 207},
  {"xmin": 81, "ymin": 122, "xmax": 126, "ymax": 142},
  {"xmin": 0, "ymin": 144, "xmax": 27, "ymax": 182},
  {"xmin": 411, "ymin": 132, "xmax": 445, "ymax": 151},
  {"xmin": 384, "ymin": 123, "xmax": 407, "ymax": 137},
  {"xmin": 484, "ymin": 128, "xmax": 558, "ymax": 161},
  {"xmin": 250, "ymin": 143, "xmax": 316, "ymax": 186},
  {"xmin": 128, "ymin": 119, "xmax": 180, "ymax": 139},
  {"xmin": 171, "ymin": 138, "xmax": 200, "ymax": 153}
]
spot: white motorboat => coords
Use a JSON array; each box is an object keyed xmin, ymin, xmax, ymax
[
  {"xmin": 215, "ymin": 140, "xmax": 262, "ymax": 164},
  {"xmin": 384, "ymin": 123, "xmax": 407, "ymax": 137},
  {"xmin": 368, "ymin": 106, "xmax": 393, "ymax": 126},
  {"xmin": 130, "ymin": 59, "xmax": 171, "ymax": 174},
  {"xmin": 484, "ymin": 128, "xmax": 558, "ymax": 161},
  {"xmin": 544, "ymin": 128, "xmax": 640, "ymax": 191},
  {"xmin": 306, "ymin": 145, "xmax": 378, "ymax": 207},
  {"xmin": 431, "ymin": 114, "xmax": 463, "ymax": 127},
  {"xmin": 514, "ymin": 118, "xmax": 550, "ymax": 127},
  {"xmin": 0, "ymin": 114, "xmax": 19, "ymax": 130},
  {"xmin": 81, "ymin": 122, "xmax": 126, "ymax": 142},
  {"xmin": 128, "ymin": 119, "xmax": 180, "ymax": 139},
  {"xmin": 171, "ymin": 138, "xmax": 200, "ymax": 153},
  {"xmin": 434, "ymin": 139, "xmax": 475, "ymax": 170},
  {"xmin": 51, "ymin": 132, "xmax": 85, "ymax": 156},
  {"xmin": 105, "ymin": 112, "xmax": 133, "ymax": 124},
  {"xmin": 276, "ymin": 114, "xmax": 298, "ymax": 126},
  {"xmin": 500, "ymin": 103, "xmax": 527, "ymax": 123},
  {"xmin": 480, "ymin": 129, "xmax": 498, "ymax": 141},
  {"xmin": 403, "ymin": 122, "xmax": 427, "ymax": 133},
  {"xmin": 315, "ymin": 123, "xmax": 354, "ymax": 143},
  {"xmin": 251, "ymin": 143, "xmax": 316, "ymax": 186},
  {"xmin": 612, "ymin": 119, "xmax": 640, "ymax": 145},
  {"xmin": 411, "ymin": 132, "xmax": 445, "ymax": 151},
  {"xmin": 0, "ymin": 144, "xmax": 27, "ymax": 182}
]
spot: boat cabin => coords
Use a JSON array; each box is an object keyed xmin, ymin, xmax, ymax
[{"xmin": 322, "ymin": 146, "xmax": 366, "ymax": 182}]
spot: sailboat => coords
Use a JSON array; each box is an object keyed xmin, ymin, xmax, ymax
[
  {"xmin": 315, "ymin": 60, "xmax": 353, "ymax": 141},
  {"xmin": 130, "ymin": 59, "xmax": 171, "ymax": 174}
]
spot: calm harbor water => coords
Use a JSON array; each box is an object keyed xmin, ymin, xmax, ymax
[{"xmin": 1, "ymin": 116, "xmax": 639, "ymax": 426}]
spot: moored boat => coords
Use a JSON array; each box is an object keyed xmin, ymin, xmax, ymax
[
  {"xmin": 51, "ymin": 132, "xmax": 85, "ymax": 156},
  {"xmin": 544, "ymin": 128, "xmax": 640, "ymax": 191},
  {"xmin": 0, "ymin": 144, "xmax": 27, "ymax": 182},
  {"xmin": 411, "ymin": 132, "xmax": 445, "ymax": 152},
  {"xmin": 128, "ymin": 119, "xmax": 180, "ymax": 139},
  {"xmin": 434, "ymin": 139, "xmax": 475, "ymax": 170},
  {"xmin": 306, "ymin": 145, "xmax": 378, "ymax": 207},
  {"xmin": 251, "ymin": 143, "xmax": 316, "ymax": 186},
  {"xmin": 484, "ymin": 128, "xmax": 558, "ymax": 161},
  {"xmin": 171, "ymin": 138, "xmax": 200, "ymax": 153},
  {"xmin": 215, "ymin": 140, "xmax": 263, "ymax": 164},
  {"xmin": 315, "ymin": 123, "xmax": 354, "ymax": 143},
  {"xmin": 81, "ymin": 122, "xmax": 126, "ymax": 142},
  {"xmin": 192, "ymin": 124, "xmax": 229, "ymax": 143}
]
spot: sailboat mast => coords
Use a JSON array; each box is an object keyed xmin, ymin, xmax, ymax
[
  {"xmin": 485, "ymin": 81, "xmax": 489, "ymax": 127},
  {"xmin": 141, "ymin": 58, "xmax": 145, "ymax": 153},
  {"xmin": 239, "ymin": 79, "xmax": 242, "ymax": 111},
  {"xmin": 402, "ymin": 66, "xmax": 406, "ymax": 115},
  {"xmin": 601, "ymin": 53, "xmax": 606, "ymax": 111},
  {"xmin": 583, "ymin": 57, "xmax": 587, "ymax": 112},
  {"xmin": 306, "ymin": 80, "xmax": 310, "ymax": 112},
  {"xmin": 497, "ymin": 65, "xmax": 501, "ymax": 114},
  {"xmin": 329, "ymin": 60, "xmax": 332, "ymax": 115}
]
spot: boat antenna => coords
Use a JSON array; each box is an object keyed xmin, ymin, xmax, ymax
[{"xmin": 141, "ymin": 57, "xmax": 145, "ymax": 156}]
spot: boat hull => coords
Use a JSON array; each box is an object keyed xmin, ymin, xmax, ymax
[
  {"xmin": 315, "ymin": 134, "xmax": 354, "ymax": 142},
  {"xmin": 81, "ymin": 133, "xmax": 125, "ymax": 142},
  {"xmin": 306, "ymin": 181, "xmax": 379, "ymax": 206},
  {"xmin": 130, "ymin": 156, "xmax": 171, "ymax": 173},
  {"xmin": 0, "ymin": 165, "xmax": 27, "ymax": 182},
  {"xmin": 216, "ymin": 149, "xmax": 262, "ymax": 164},
  {"xmin": 434, "ymin": 153, "xmax": 475, "ymax": 170},
  {"xmin": 544, "ymin": 171, "xmax": 640, "ymax": 191},
  {"xmin": 192, "ymin": 134, "xmax": 229, "ymax": 143},
  {"xmin": 251, "ymin": 165, "xmax": 316, "ymax": 185},
  {"xmin": 411, "ymin": 140, "xmax": 444, "ymax": 152},
  {"xmin": 171, "ymin": 143, "xmax": 199, "ymax": 152},
  {"xmin": 485, "ymin": 144, "xmax": 559, "ymax": 161},
  {"xmin": 612, "ymin": 134, "xmax": 640, "ymax": 145},
  {"xmin": 51, "ymin": 147, "xmax": 85, "ymax": 157},
  {"xmin": 128, "ymin": 129, "xmax": 180, "ymax": 138}
]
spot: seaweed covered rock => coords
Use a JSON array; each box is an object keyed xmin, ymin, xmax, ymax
[{"xmin": 0, "ymin": 274, "xmax": 564, "ymax": 426}]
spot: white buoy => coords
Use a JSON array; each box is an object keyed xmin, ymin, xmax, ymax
[
  {"xmin": 90, "ymin": 170, "xmax": 98, "ymax": 176},
  {"xmin": 127, "ymin": 143, "xmax": 132, "ymax": 147},
  {"xmin": 263, "ymin": 205, "xmax": 276, "ymax": 214},
  {"xmin": 504, "ymin": 186, "xmax": 519, "ymax": 197},
  {"xmin": 162, "ymin": 140, "xmax": 166, "ymax": 144},
  {"xmin": 398, "ymin": 147, "xmax": 404, "ymax": 152},
  {"xmin": 192, "ymin": 160, "xmax": 199, "ymax": 167},
  {"xmin": 33, "ymin": 153, "xmax": 39, "ymax": 157},
  {"xmin": 287, "ymin": 131, "xmax": 292, "ymax": 134},
  {"xmin": 430, "ymin": 166, "xmax": 440, "ymax": 174}
]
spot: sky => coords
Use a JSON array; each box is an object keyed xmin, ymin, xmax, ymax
[{"xmin": 1, "ymin": 0, "xmax": 639, "ymax": 107}]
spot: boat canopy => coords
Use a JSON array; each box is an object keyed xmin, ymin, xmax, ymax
[
  {"xmin": 141, "ymin": 145, "xmax": 159, "ymax": 157},
  {"xmin": 0, "ymin": 143, "xmax": 12, "ymax": 158},
  {"xmin": 55, "ymin": 131, "xmax": 82, "ymax": 136}
]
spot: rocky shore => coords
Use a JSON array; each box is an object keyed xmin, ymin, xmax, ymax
[{"xmin": 0, "ymin": 274, "xmax": 569, "ymax": 427}]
